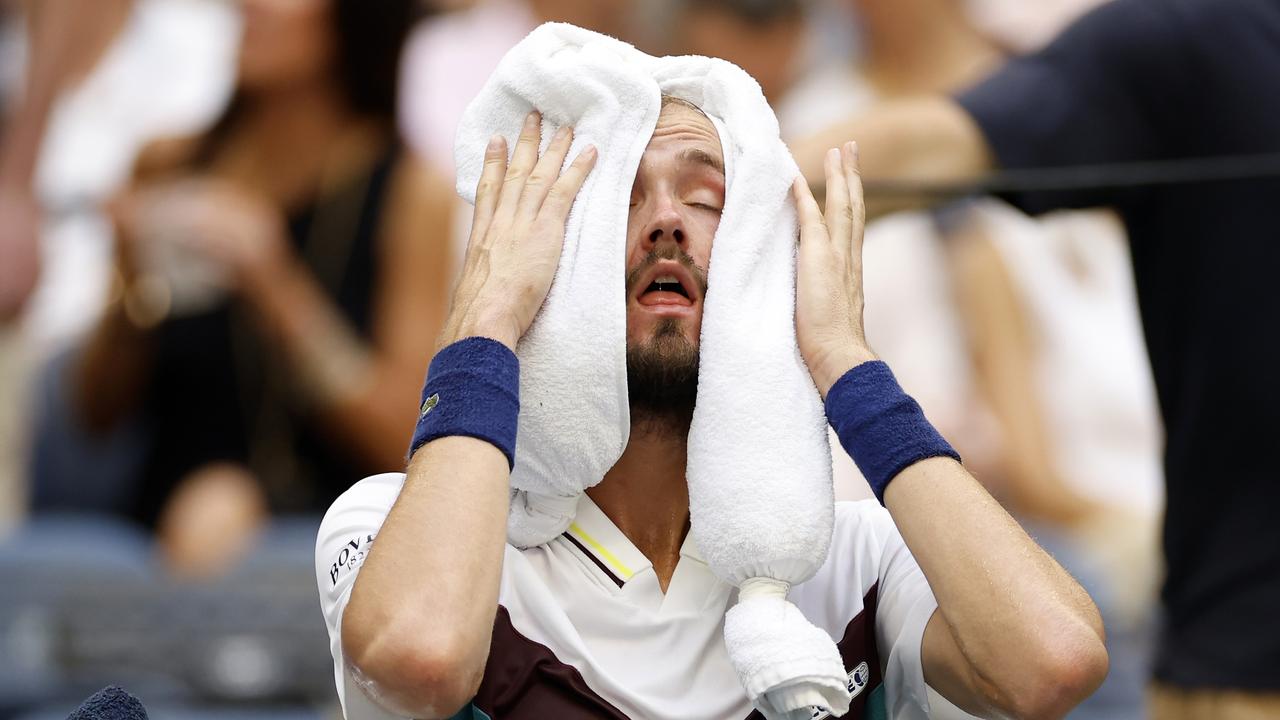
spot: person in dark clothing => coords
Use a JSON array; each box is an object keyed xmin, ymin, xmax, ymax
[
  {"xmin": 792, "ymin": 0, "xmax": 1280, "ymax": 716},
  {"xmin": 64, "ymin": 0, "xmax": 455, "ymax": 577}
]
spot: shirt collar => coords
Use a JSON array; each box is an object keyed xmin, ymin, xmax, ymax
[
  {"xmin": 568, "ymin": 494, "xmax": 653, "ymax": 584},
  {"xmin": 679, "ymin": 526, "xmax": 707, "ymax": 565},
  {"xmin": 568, "ymin": 494, "xmax": 710, "ymax": 581}
]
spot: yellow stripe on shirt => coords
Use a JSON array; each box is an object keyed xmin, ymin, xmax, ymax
[{"xmin": 568, "ymin": 522, "xmax": 635, "ymax": 580}]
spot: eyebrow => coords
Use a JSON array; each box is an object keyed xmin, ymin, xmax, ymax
[{"xmin": 679, "ymin": 147, "xmax": 725, "ymax": 176}]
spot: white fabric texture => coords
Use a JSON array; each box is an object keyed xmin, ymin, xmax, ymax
[{"xmin": 453, "ymin": 23, "xmax": 846, "ymax": 718}]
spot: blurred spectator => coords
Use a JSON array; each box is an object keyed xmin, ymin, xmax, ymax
[
  {"xmin": 32, "ymin": 0, "xmax": 453, "ymax": 579},
  {"xmin": 674, "ymin": 0, "xmax": 807, "ymax": 105},
  {"xmin": 0, "ymin": 0, "xmax": 237, "ymax": 339},
  {"xmin": 0, "ymin": 0, "xmax": 239, "ymax": 533},
  {"xmin": 791, "ymin": 0, "xmax": 1280, "ymax": 716},
  {"xmin": 963, "ymin": 0, "xmax": 1108, "ymax": 53}
]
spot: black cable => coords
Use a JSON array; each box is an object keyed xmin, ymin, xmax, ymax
[
  {"xmin": 42, "ymin": 153, "xmax": 1280, "ymax": 217},
  {"xmin": 862, "ymin": 152, "xmax": 1280, "ymax": 199}
]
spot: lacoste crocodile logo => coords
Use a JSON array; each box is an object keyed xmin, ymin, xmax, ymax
[{"xmin": 421, "ymin": 393, "xmax": 440, "ymax": 416}]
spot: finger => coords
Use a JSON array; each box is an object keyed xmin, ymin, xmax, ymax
[
  {"xmin": 470, "ymin": 134, "xmax": 508, "ymax": 242},
  {"xmin": 495, "ymin": 111, "xmax": 542, "ymax": 220},
  {"xmin": 518, "ymin": 124, "xmax": 574, "ymax": 220},
  {"xmin": 823, "ymin": 147, "xmax": 852, "ymax": 252},
  {"xmin": 842, "ymin": 141, "xmax": 867, "ymax": 267},
  {"xmin": 538, "ymin": 145, "xmax": 598, "ymax": 221},
  {"xmin": 791, "ymin": 175, "xmax": 827, "ymax": 244}
]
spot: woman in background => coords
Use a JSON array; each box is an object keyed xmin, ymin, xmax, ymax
[{"xmin": 68, "ymin": 0, "xmax": 453, "ymax": 577}]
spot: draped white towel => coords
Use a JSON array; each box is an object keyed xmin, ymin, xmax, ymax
[{"xmin": 454, "ymin": 23, "xmax": 849, "ymax": 720}]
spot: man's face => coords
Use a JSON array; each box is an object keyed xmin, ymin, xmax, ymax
[{"xmin": 623, "ymin": 101, "xmax": 725, "ymax": 424}]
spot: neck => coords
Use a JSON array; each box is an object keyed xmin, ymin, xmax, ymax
[
  {"xmin": 239, "ymin": 79, "xmax": 353, "ymax": 158},
  {"xmin": 857, "ymin": 0, "xmax": 1003, "ymax": 96},
  {"xmin": 587, "ymin": 421, "xmax": 690, "ymax": 592}
]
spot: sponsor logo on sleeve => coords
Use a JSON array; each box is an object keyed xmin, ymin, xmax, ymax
[
  {"xmin": 810, "ymin": 661, "xmax": 871, "ymax": 720},
  {"xmin": 329, "ymin": 534, "xmax": 377, "ymax": 587}
]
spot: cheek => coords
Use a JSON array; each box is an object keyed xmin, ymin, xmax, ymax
[
  {"xmin": 690, "ymin": 213, "xmax": 720, "ymax": 268},
  {"xmin": 625, "ymin": 304, "xmax": 654, "ymax": 346},
  {"xmin": 687, "ymin": 309, "xmax": 704, "ymax": 343}
]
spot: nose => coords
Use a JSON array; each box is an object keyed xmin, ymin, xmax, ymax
[{"xmin": 640, "ymin": 197, "xmax": 686, "ymax": 251}]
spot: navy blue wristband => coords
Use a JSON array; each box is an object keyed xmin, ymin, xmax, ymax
[
  {"xmin": 408, "ymin": 337, "xmax": 520, "ymax": 468},
  {"xmin": 825, "ymin": 361, "xmax": 960, "ymax": 504}
]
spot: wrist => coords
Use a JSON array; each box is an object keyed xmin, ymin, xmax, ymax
[
  {"xmin": 810, "ymin": 344, "xmax": 877, "ymax": 399},
  {"xmin": 826, "ymin": 361, "xmax": 961, "ymax": 503},
  {"xmin": 410, "ymin": 337, "xmax": 521, "ymax": 467},
  {"xmin": 440, "ymin": 304, "xmax": 521, "ymax": 352}
]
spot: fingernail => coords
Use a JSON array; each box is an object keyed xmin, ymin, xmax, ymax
[
  {"xmin": 848, "ymin": 141, "xmax": 859, "ymax": 162},
  {"xmin": 525, "ymin": 111, "xmax": 540, "ymax": 128},
  {"xmin": 487, "ymin": 135, "xmax": 503, "ymax": 152},
  {"xmin": 585, "ymin": 145, "xmax": 598, "ymax": 159},
  {"xmin": 827, "ymin": 147, "xmax": 840, "ymax": 165},
  {"xmin": 555, "ymin": 126, "xmax": 570, "ymax": 142}
]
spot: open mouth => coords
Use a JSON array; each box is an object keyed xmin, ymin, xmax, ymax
[
  {"xmin": 636, "ymin": 265, "xmax": 696, "ymax": 308},
  {"xmin": 644, "ymin": 275, "xmax": 691, "ymax": 299}
]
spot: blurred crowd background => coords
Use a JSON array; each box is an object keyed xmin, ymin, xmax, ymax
[{"xmin": 0, "ymin": 0, "xmax": 1163, "ymax": 718}]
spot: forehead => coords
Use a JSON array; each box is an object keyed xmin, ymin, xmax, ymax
[{"xmin": 644, "ymin": 102, "xmax": 723, "ymax": 163}]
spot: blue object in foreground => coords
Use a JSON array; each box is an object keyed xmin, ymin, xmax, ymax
[{"xmin": 66, "ymin": 687, "xmax": 148, "ymax": 720}]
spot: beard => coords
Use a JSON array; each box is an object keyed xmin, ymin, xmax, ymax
[{"xmin": 626, "ymin": 318, "xmax": 699, "ymax": 436}]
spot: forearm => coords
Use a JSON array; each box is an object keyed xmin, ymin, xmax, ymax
[
  {"xmin": 241, "ymin": 258, "xmax": 419, "ymax": 469},
  {"xmin": 334, "ymin": 114, "xmax": 589, "ymax": 716},
  {"xmin": 886, "ymin": 457, "xmax": 1107, "ymax": 717},
  {"xmin": 792, "ymin": 97, "xmax": 993, "ymax": 220},
  {"xmin": 2, "ymin": 0, "xmax": 132, "ymax": 185},
  {"xmin": 821, "ymin": 355, "xmax": 1106, "ymax": 717},
  {"xmin": 342, "ymin": 438, "xmax": 510, "ymax": 717}
]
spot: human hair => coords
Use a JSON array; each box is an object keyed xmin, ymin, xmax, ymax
[
  {"xmin": 196, "ymin": 0, "xmax": 423, "ymax": 161},
  {"xmin": 661, "ymin": 95, "xmax": 704, "ymax": 113},
  {"xmin": 680, "ymin": 0, "xmax": 804, "ymax": 26},
  {"xmin": 332, "ymin": 0, "xmax": 422, "ymax": 120}
]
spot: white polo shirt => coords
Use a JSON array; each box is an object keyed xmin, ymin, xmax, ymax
[{"xmin": 316, "ymin": 473, "xmax": 938, "ymax": 720}]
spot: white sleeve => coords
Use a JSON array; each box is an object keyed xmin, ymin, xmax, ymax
[
  {"xmin": 314, "ymin": 472, "xmax": 412, "ymax": 720},
  {"xmin": 868, "ymin": 507, "xmax": 938, "ymax": 720}
]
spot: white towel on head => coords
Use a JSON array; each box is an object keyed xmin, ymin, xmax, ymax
[
  {"xmin": 456, "ymin": 24, "xmax": 655, "ymax": 546},
  {"xmin": 455, "ymin": 23, "xmax": 850, "ymax": 720}
]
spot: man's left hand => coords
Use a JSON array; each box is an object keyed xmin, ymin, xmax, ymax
[{"xmin": 793, "ymin": 142, "xmax": 876, "ymax": 398}]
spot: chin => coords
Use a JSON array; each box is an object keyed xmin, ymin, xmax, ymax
[{"xmin": 639, "ymin": 317, "xmax": 693, "ymax": 348}]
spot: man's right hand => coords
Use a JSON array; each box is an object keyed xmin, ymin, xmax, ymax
[
  {"xmin": 339, "ymin": 114, "xmax": 594, "ymax": 715},
  {"xmin": 440, "ymin": 112, "xmax": 598, "ymax": 350}
]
